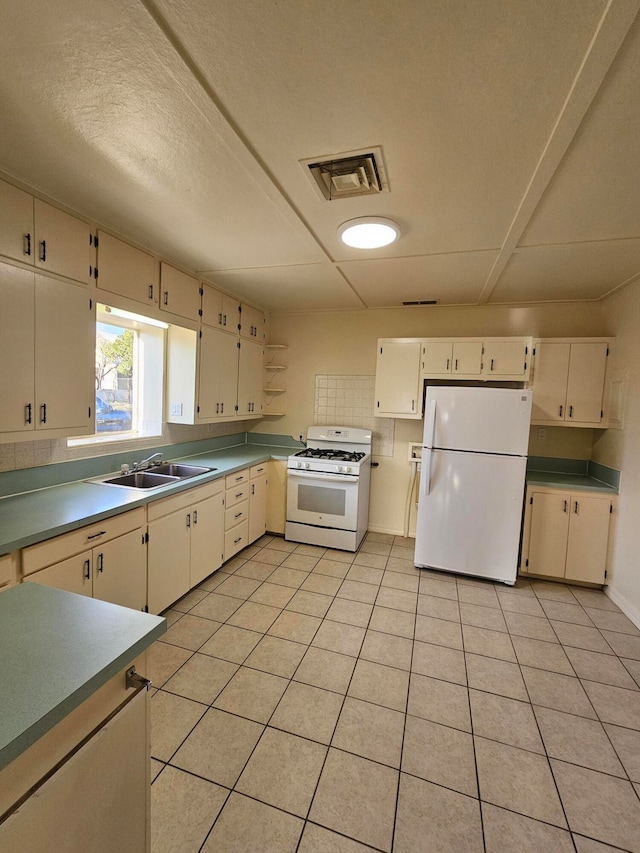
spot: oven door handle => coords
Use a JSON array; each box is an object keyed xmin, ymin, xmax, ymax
[{"xmin": 287, "ymin": 470, "xmax": 359, "ymax": 483}]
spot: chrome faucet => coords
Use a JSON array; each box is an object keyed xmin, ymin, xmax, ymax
[{"xmin": 133, "ymin": 452, "xmax": 163, "ymax": 470}]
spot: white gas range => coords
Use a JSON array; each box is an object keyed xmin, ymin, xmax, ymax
[{"xmin": 285, "ymin": 426, "xmax": 372, "ymax": 552}]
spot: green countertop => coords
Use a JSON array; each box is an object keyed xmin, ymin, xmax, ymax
[
  {"xmin": 0, "ymin": 583, "xmax": 165, "ymax": 771},
  {"xmin": 0, "ymin": 442, "xmax": 293, "ymax": 556},
  {"xmin": 526, "ymin": 470, "xmax": 618, "ymax": 494}
]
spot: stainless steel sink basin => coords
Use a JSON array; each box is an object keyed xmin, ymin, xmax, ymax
[
  {"xmin": 151, "ymin": 463, "xmax": 215, "ymax": 478},
  {"xmin": 94, "ymin": 472, "xmax": 181, "ymax": 489}
]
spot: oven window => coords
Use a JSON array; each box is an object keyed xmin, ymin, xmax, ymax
[{"xmin": 298, "ymin": 485, "xmax": 346, "ymax": 517}]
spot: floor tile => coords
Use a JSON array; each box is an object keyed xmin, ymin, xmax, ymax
[
  {"xmin": 237, "ymin": 727, "xmax": 327, "ymax": 817},
  {"xmin": 458, "ymin": 584, "xmax": 500, "ymax": 609},
  {"xmin": 244, "ymin": 634, "xmax": 307, "ymax": 678},
  {"xmin": 295, "ymin": 543, "xmax": 327, "ymax": 558},
  {"xmin": 287, "ymin": 589, "xmax": 333, "ymax": 617},
  {"xmin": 347, "ymin": 655, "xmax": 410, "ymax": 711},
  {"xmin": 267, "ymin": 565, "xmax": 309, "ymax": 588},
  {"xmin": 301, "ymin": 572, "xmax": 343, "ymax": 596},
  {"xmin": 359, "ymin": 540, "xmax": 392, "ymax": 556},
  {"xmin": 604, "ymin": 723, "xmax": 640, "ymax": 782},
  {"xmin": 623, "ymin": 656, "xmax": 640, "ymax": 686},
  {"xmin": 541, "ymin": 599, "xmax": 594, "ymax": 626},
  {"xmin": 584, "ymin": 608, "xmax": 640, "ymax": 635},
  {"xmin": 298, "ymin": 822, "xmax": 377, "ymax": 852},
  {"xmin": 160, "ymin": 614, "xmax": 221, "ymax": 651},
  {"xmin": 147, "ymin": 641, "xmax": 193, "ymax": 687},
  {"xmin": 470, "ymin": 689, "xmax": 544, "ymax": 753},
  {"xmin": 235, "ymin": 560, "xmax": 277, "ymax": 582},
  {"xmin": 163, "ymin": 653, "xmax": 238, "ymax": 704},
  {"xmin": 521, "ymin": 666, "xmax": 596, "ymax": 718},
  {"xmin": 417, "ymin": 593, "xmax": 460, "ymax": 622},
  {"xmin": 309, "ymin": 616, "xmax": 367, "ymax": 656},
  {"xmin": 571, "ymin": 589, "xmax": 621, "ymax": 612},
  {"xmin": 150, "ymin": 690, "xmax": 207, "ymax": 761},
  {"xmin": 375, "ymin": 587, "xmax": 417, "ymax": 613},
  {"xmin": 552, "ymin": 621, "xmax": 614, "ymax": 653},
  {"xmin": 332, "ymin": 696, "xmax": 405, "ymax": 767},
  {"xmin": 218, "ymin": 554, "xmax": 246, "ymax": 574},
  {"xmin": 412, "ymin": 641, "xmax": 467, "ymax": 685},
  {"xmin": 581, "ymin": 679, "xmax": 640, "ymax": 729},
  {"xmin": 365, "ymin": 532, "xmax": 394, "ymax": 544},
  {"xmin": 511, "ymin": 635, "xmax": 574, "ymax": 675},
  {"xmin": 497, "ymin": 591, "xmax": 546, "ymax": 617},
  {"xmin": 402, "ymin": 716, "xmax": 477, "ymax": 796},
  {"xmin": 387, "ymin": 556, "xmax": 420, "ymax": 575},
  {"xmin": 368, "ymin": 605, "xmax": 415, "ymax": 639},
  {"xmin": 190, "ymin": 592, "xmax": 243, "ymax": 623},
  {"xmin": 150, "ymin": 757, "xmax": 164, "ymax": 782},
  {"xmin": 391, "ymin": 545, "xmax": 414, "ymax": 561},
  {"xmin": 466, "ymin": 653, "xmax": 527, "ymax": 701},
  {"xmin": 197, "ymin": 572, "xmax": 229, "ymax": 592},
  {"xmin": 270, "ymin": 680, "xmax": 344, "ymax": 744},
  {"xmin": 460, "ymin": 602, "xmax": 508, "ymax": 632},
  {"xmin": 475, "ymin": 736, "xmax": 567, "ymax": 827},
  {"xmin": 323, "ymin": 548, "xmax": 355, "ymax": 564},
  {"xmin": 531, "ymin": 581, "xmax": 579, "ymax": 604},
  {"xmin": 150, "ymin": 765, "xmax": 228, "ymax": 853},
  {"xmin": 352, "ymin": 552, "xmax": 387, "ymax": 572},
  {"xmin": 171, "ymin": 587, "xmax": 209, "ymax": 612},
  {"xmin": 266, "ymin": 538, "xmax": 298, "ymax": 553},
  {"xmin": 198, "ymin": 623, "xmax": 262, "ymax": 664},
  {"xmin": 337, "ymin": 579, "xmax": 379, "ymax": 605},
  {"xmin": 268, "ymin": 609, "xmax": 322, "ymax": 644},
  {"xmin": 360, "ymin": 629, "xmax": 413, "ymax": 671},
  {"xmin": 212, "ymin": 666, "xmax": 288, "ymax": 723},
  {"xmin": 309, "ymin": 748, "xmax": 398, "ymax": 852},
  {"xmin": 214, "ymin": 574, "xmax": 263, "ymax": 600},
  {"xmin": 226, "ymin": 600, "xmax": 281, "ymax": 632},
  {"xmin": 381, "ymin": 569, "xmax": 419, "ymax": 592},
  {"xmin": 171, "ymin": 707, "xmax": 264, "ymax": 787},
  {"xmin": 565, "ymin": 645, "xmax": 638, "ymax": 689},
  {"xmin": 573, "ymin": 835, "xmax": 628, "ymax": 852},
  {"xmin": 600, "ymin": 630, "xmax": 640, "ymax": 659},
  {"xmin": 481, "ymin": 802, "xmax": 574, "ymax": 853},
  {"xmin": 294, "ymin": 646, "xmax": 357, "ymax": 693},
  {"xmin": 534, "ymin": 706, "xmax": 625, "ymax": 776},
  {"xmin": 504, "ymin": 610, "xmax": 556, "ymax": 642},
  {"xmin": 249, "ymin": 581, "xmax": 296, "ymax": 608},
  {"xmin": 346, "ymin": 563, "xmax": 385, "ymax": 585},
  {"xmin": 313, "ymin": 558, "xmax": 351, "ymax": 578},
  {"xmin": 551, "ymin": 758, "xmax": 640, "ymax": 851},
  {"xmin": 415, "ymin": 614, "xmax": 463, "ymax": 649},
  {"xmin": 250, "ymin": 547, "xmax": 287, "ymax": 565},
  {"xmin": 407, "ymin": 673, "xmax": 471, "ymax": 731},
  {"xmin": 394, "ymin": 773, "xmax": 483, "ymax": 853},
  {"xmin": 325, "ymin": 597, "xmax": 373, "ymax": 628},
  {"xmin": 462, "ymin": 624, "xmax": 516, "ymax": 661},
  {"xmin": 282, "ymin": 553, "xmax": 320, "ymax": 571},
  {"xmin": 201, "ymin": 792, "xmax": 303, "ymax": 852},
  {"xmin": 419, "ymin": 577, "xmax": 459, "ymax": 601},
  {"xmin": 161, "ymin": 609, "xmax": 184, "ymax": 628}
]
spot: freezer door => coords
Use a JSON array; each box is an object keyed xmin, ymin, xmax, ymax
[
  {"xmin": 423, "ymin": 387, "xmax": 532, "ymax": 456},
  {"xmin": 415, "ymin": 449, "xmax": 527, "ymax": 584}
]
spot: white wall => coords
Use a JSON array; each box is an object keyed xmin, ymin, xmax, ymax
[
  {"xmin": 258, "ymin": 302, "xmax": 605, "ymax": 534},
  {"xmin": 592, "ymin": 281, "xmax": 640, "ymax": 623}
]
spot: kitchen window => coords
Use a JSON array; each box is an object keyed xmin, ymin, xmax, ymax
[{"xmin": 69, "ymin": 304, "xmax": 166, "ymax": 445}]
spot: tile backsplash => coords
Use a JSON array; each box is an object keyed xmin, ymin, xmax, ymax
[{"xmin": 314, "ymin": 375, "xmax": 394, "ymax": 456}]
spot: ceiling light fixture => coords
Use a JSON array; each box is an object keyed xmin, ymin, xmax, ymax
[{"xmin": 338, "ymin": 217, "xmax": 400, "ymax": 249}]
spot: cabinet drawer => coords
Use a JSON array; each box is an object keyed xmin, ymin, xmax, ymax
[
  {"xmin": 250, "ymin": 462, "xmax": 268, "ymax": 479},
  {"xmin": 22, "ymin": 508, "xmax": 145, "ymax": 576},
  {"xmin": 147, "ymin": 478, "xmax": 224, "ymax": 521},
  {"xmin": 225, "ymin": 483, "xmax": 249, "ymax": 507},
  {"xmin": 225, "ymin": 469, "xmax": 248, "ymax": 489},
  {"xmin": 224, "ymin": 521, "xmax": 248, "ymax": 558},
  {"xmin": 0, "ymin": 552, "xmax": 17, "ymax": 588},
  {"xmin": 225, "ymin": 500, "xmax": 248, "ymax": 530}
]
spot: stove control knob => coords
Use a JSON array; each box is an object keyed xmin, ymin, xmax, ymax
[
  {"xmin": 297, "ymin": 461, "xmax": 303, "ymax": 468},
  {"xmin": 346, "ymin": 466, "xmax": 352, "ymax": 474},
  {"xmin": 305, "ymin": 462, "xmax": 310, "ymax": 469}
]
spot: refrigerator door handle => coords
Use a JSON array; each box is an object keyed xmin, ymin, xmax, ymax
[
  {"xmin": 421, "ymin": 448, "xmax": 432, "ymax": 496},
  {"xmin": 425, "ymin": 399, "xmax": 437, "ymax": 448}
]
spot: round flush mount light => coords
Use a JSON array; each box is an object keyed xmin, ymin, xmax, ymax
[{"xmin": 338, "ymin": 217, "xmax": 401, "ymax": 249}]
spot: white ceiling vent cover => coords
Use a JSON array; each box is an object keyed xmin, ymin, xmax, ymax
[{"xmin": 301, "ymin": 146, "xmax": 389, "ymax": 201}]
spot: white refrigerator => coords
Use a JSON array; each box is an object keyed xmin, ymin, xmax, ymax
[{"xmin": 414, "ymin": 387, "xmax": 533, "ymax": 585}]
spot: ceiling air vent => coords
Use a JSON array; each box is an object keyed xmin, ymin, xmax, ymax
[
  {"xmin": 301, "ymin": 146, "xmax": 389, "ymax": 201},
  {"xmin": 402, "ymin": 300, "xmax": 439, "ymax": 306}
]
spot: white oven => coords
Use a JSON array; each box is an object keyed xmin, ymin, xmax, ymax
[{"xmin": 286, "ymin": 469, "xmax": 360, "ymax": 532}]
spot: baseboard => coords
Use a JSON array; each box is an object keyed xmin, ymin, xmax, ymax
[
  {"xmin": 605, "ymin": 585, "xmax": 640, "ymax": 630},
  {"xmin": 367, "ymin": 525, "xmax": 414, "ymax": 537}
]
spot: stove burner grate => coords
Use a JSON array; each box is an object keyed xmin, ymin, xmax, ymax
[{"xmin": 294, "ymin": 448, "xmax": 365, "ymax": 462}]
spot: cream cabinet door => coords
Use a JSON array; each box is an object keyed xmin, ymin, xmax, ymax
[
  {"xmin": 0, "ymin": 263, "xmax": 35, "ymax": 433},
  {"xmin": 35, "ymin": 275, "xmax": 93, "ymax": 432},
  {"xmin": 198, "ymin": 326, "xmax": 240, "ymax": 421},
  {"xmin": 159, "ymin": 262, "xmax": 201, "ymax": 322},
  {"xmin": 482, "ymin": 340, "xmax": 528, "ymax": 377},
  {"xmin": 249, "ymin": 474, "xmax": 268, "ymax": 543},
  {"xmin": 96, "ymin": 231, "xmax": 157, "ymax": 306},
  {"xmin": 526, "ymin": 491, "xmax": 569, "ymax": 578},
  {"xmin": 375, "ymin": 340, "xmax": 422, "ymax": 418},
  {"xmin": 452, "ymin": 341, "xmax": 483, "ymax": 375},
  {"xmin": 565, "ymin": 343, "xmax": 607, "ymax": 425},
  {"xmin": 421, "ymin": 341, "xmax": 453, "ymax": 375},
  {"xmin": 217, "ymin": 330, "xmax": 240, "ymax": 418},
  {"xmin": 23, "ymin": 551, "xmax": 93, "ymax": 597},
  {"xmin": 190, "ymin": 493, "xmax": 225, "ymax": 587},
  {"xmin": 565, "ymin": 495, "xmax": 610, "ymax": 584},
  {"xmin": 0, "ymin": 179, "xmax": 34, "ymax": 264},
  {"xmin": 265, "ymin": 460, "xmax": 287, "ymax": 535},
  {"xmin": 220, "ymin": 293, "xmax": 240, "ymax": 332},
  {"xmin": 201, "ymin": 283, "xmax": 222, "ymax": 327},
  {"xmin": 34, "ymin": 199, "xmax": 92, "ymax": 285},
  {"xmin": 531, "ymin": 342, "xmax": 570, "ymax": 422},
  {"xmin": 148, "ymin": 510, "xmax": 191, "ymax": 614},
  {"xmin": 240, "ymin": 303, "xmax": 265, "ymax": 341},
  {"xmin": 93, "ymin": 529, "xmax": 147, "ymax": 611},
  {"xmin": 237, "ymin": 338, "xmax": 264, "ymax": 417}
]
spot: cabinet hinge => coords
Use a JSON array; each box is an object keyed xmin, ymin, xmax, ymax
[
  {"xmin": 525, "ymin": 346, "xmax": 528, "ymax": 355},
  {"xmin": 235, "ymin": 405, "xmax": 238, "ymax": 411},
  {"xmin": 529, "ymin": 496, "xmax": 533, "ymax": 505},
  {"xmin": 238, "ymin": 305, "xmax": 242, "ymax": 313},
  {"xmin": 604, "ymin": 570, "xmax": 608, "ymax": 579},
  {"xmin": 196, "ymin": 405, "xmax": 200, "ymax": 413},
  {"xmin": 525, "ymin": 559, "xmax": 529, "ymax": 567},
  {"xmin": 89, "ymin": 298, "xmax": 92, "ymax": 310},
  {"xmin": 94, "ymin": 267, "xmax": 98, "ymax": 280},
  {"xmin": 610, "ymin": 503, "xmax": 613, "ymax": 514},
  {"xmin": 606, "ymin": 347, "xmax": 609, "ymax": 356},
  {"xmin": 89, "ymin": 234, "xmax": 93, "ymax": 246},
  {"xmin": 481, "ymin": 346, "xmax": 485, "ymax": 354},
  {"xmin": 144, "ymin": 605, "xmax": 149, "ymax": 612},
  {"xmin": 199, "ymin": 287, "xmax": 203, "ymax": 296},
  {"xmin": 199, "ymin": 330, "xmax": 202, "ymax": 338},
  {"xmin": 601, "ymin": 410, "xmax": 604, "ymax": 419},
  {"xmin": 198, "ymin": 308, "xmax": 203, "ymax": 316},
  {"xmin": 88, "ymin": 406, "xmax": 91, "ymax": 418},
  {"xmin": 533, "ymin": 346, "xmax": 536, "ymax": 356},
  {"xmin": 237, "ymin": 341, "xmax": 241, "ymax": 349},
  {"xmin": 380, "ymin": 347, "xmax": 383, "ymax": 354},
  {"xmin": 377, "ymin": 401, "xmax": 380, "ymax": 408},
  {"xmin": 524, "ymin": 362, "xmax": 527, "ymax": 371},
  {"xmin": 145, "ymin": 531, "xmax": 149, "ymax": 543},
  {"xmin": 94, "ymin": 234, "xmax": 99, "ymax": 248}
]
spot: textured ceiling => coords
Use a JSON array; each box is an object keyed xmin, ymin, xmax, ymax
[{"xmin": 1, "ymin": 0, "xmax": 640, "ymax": 312}]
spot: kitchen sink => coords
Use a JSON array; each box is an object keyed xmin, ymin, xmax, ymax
[
  {"xmin": 98, "ymin": 472, "xmax": 181, "ymax": 489},
  {"xmin": 150, "ymin": 463, "xmax": 215, "ymax": 478}
]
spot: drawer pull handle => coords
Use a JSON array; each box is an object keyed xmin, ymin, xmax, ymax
[
  {"xmin": 569, "ymin": 405, "xmax": 573, "ymax": 418},
  {"xmin": 97, "ymin": 553, "xmax": 104, "ymax": 573},
  {"xmin": 193, "ymin": 510, "xmax": 198, "ymax": 524},
  {"xmin": 235, "ymin": 492, "xmax": 243, "ymax": 498},
  {"xmin": 455, "ymin": 358, "xmax": 458, "ymax": 371},
  {"xmin": 25, "ymin": 403, "xmax": 32, "ymax": 424},
  {"xmin": 490, "ymin": 358, "xmax": 494, "ymax": 371},
  {"xmin": 149, "ymin": 284, "xmax": 154, "ymax": 301},
  {"xmin": 574, "ymin": 501, "xmax": 579, "ymax": 514},
  {"xmin": 186, "ymin": 513, "xmax": 191, "ymax": 528},
  {"xmin": 39, "ymin": 239, "xmax": 47, "ymax": 262},
  {"xmin": 87, "ymin": 530, "xmax": 106, "ymax": 540},
  {"xmin": 234, "ymin": 536, "xmax": 242, "ymax": 545},
  {"xmin": 446, "ymin": 358, "xmax": 450, "ymax": 370},
  {"xmin": 84, "ymin": 559, "xmax": 91, "ymax": 580},
  {"xmin": 24, "ymin": 233, "xmax": 31, "ymax": 256},
  {"xmin": 559, "ymin": 404, "xmax": 563, "ymax": 417},
  {"xmin": 563, "ymin": 500, "xmax": 568, "ymax": 513},
  {"xmin": 234, "ymin": 511, "xmax": 242, "ymax": 519},
  {"xmin": 40, "ymin": 403, "xmax": 47, "ymax": 424},
  {"xmin": 163, "ymin": 290, "xmax": 169, "ymax": 306}
]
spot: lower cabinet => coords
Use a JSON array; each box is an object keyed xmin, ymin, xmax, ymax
[
  {"xmin": 0, "ymin": 551, "xmax": 18, "ymax": 592},
  {"xmin": 21, "ymin": 508, "xmax": 146, "ymax": 610},
  {"xmin": 147, "ymin": 480, "xmax": 224, "ymax": 614},
  {"xmin": 224, "ymin": 469, "xmax": 250, "ymax": 559},
  {"xmin": 249, "ymin": 463, "xmax": 268, "ymax": 542},
  {"xmin": 266, "ymin": 460, "xmax": 287, "ymax": 535},
  {"xmin": 521, "ymin": 486, "xmax": 613, "ymax": 585}
]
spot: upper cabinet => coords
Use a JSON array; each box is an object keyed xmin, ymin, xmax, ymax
[
  {"xmin": 239, "ymin": 303, "xmax": 265, "ymax": 342},
  {"xmin": 375, "ymin": 339, "xmax": 423, "ymax": 419},
  {"xmin": 531, "ymin": 339, "xmax": 610, "ymax": 427},
  {"xmin": 159, "ymin": 262, "xmax": 201, "ymax": 322},
  {"xmin": 95, "ymin": 231, "xmax": 157, "ymax": 306},
  {"xmin": 420, "ymin": 338, "xmax": 531, "ymax": 381},
  {"xmin": 201, "ymin": 284, "xmax": 240, "ymax": 332},
  {"xmin": 0, "ymin": 180, "xmax": 92, "ymax": 284}
]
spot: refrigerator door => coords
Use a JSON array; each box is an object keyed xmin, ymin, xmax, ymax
[
  {"xmin": 415, "ymin": 449, "xmax": 527, "ymax": 584},
  {"xmin": 423, "ymin": 387, "xmax": 532, "ymax": 456}
]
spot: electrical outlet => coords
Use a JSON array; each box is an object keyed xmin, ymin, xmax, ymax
[
  {"xmin": 537, "ymin": 427, "xmax": 547, "ymax": 441},
  {"xmin": 170, "ymin": 402, "xmax": 183, "ymax": 416}
]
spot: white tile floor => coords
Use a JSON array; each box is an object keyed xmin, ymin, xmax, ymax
[{"xmin": 148, "ymin": 533, "xmax": 640, "ymax": 852}]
